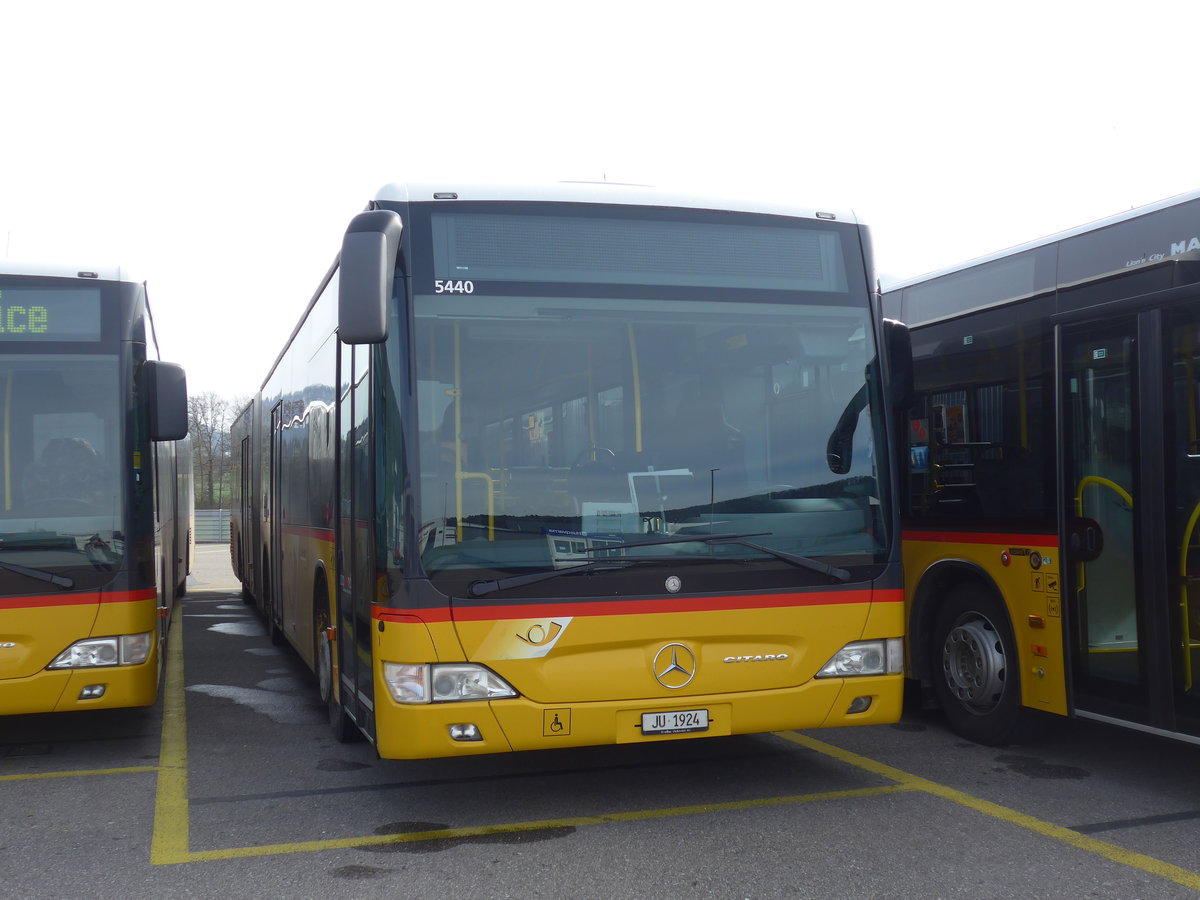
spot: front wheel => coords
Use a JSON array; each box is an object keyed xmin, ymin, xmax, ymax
[
  {"xmin": 931, "ymin": 583, "xmax": 1031, "ymax": 745},
  {"xmin": 315, "ymin": 594, "xmax": 360, "ymax": 743}
]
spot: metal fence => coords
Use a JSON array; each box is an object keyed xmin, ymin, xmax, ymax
[{"xmin": 195, "ymin": 509, "xmax": 230, "ymax": 544}]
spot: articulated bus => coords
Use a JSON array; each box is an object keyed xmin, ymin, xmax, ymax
[
  {"xmin": 883, "ymin": 190, "xmax": 1200, "ymax": 745},
  {"xmin": 0, "ymin": 261, "xmax": 191, "ymax": 716},
  {"xmin": 231, "ymin": 181, "xmax": 910, "ymax": 759}
]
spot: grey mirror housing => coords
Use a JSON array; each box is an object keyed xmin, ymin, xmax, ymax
[
  {"xmin": 339, "ymin": 209, "xmax": 403, "ymax": 344},
  {"xmin": 147, "ymin": 360, "xmax": 188, "ymax": 441}
]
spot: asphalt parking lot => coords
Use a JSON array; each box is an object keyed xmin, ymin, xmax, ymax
[{"xmin": 2, "ymin": 543, "xmax": 1198, "ymax": 899}]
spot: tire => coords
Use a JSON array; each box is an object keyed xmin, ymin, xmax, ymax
[
  {"xmin": 263, "ymin": 563, "xmax": 285, "ymax": 646},
  {"xmin": 315, "ymin": 584, "xmax": 361, "ymax": 743},
  {"xmin": 931, "ymin": 583, "xmax": 1031, "ymax": 745}
]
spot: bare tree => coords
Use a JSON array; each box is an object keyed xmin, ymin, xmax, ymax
[{"xmin": 188, "ymin": 392, "xmax": 232, "ymax": 508}]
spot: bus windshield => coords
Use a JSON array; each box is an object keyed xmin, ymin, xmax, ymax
[
  {"xmin": 410, "ymin": 289, "xmax": 886, "ymax": 592},
  {"xmin": 0, "ymin": 354, "xmax": 124, "ymax": 591}
]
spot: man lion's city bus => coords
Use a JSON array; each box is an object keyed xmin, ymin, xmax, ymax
[
  {"xmin": 231, "ymin": 181, "xmax": 910, "ymax": 759},
  {"xmin": 0, "ymin": 261, "xmax": 191, "ymax": 716},
  {"xmin": 884, "ymin": 190, "xmax": 1200, "ymax": 746}
]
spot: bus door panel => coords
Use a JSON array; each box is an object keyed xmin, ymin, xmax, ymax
[
  {"xmin": 1061, "ymin": 319, "xmax": 1146, "ymax": 712},
  {"xmin": 239, "ymin": 436, "xmax": 251, "ymax": 586},
  {"xmin": 1166, "ymin": 307, "xmax": 1200, "ymax": 737},
  {"xmin": 268, "ymin": 403, "xmax": 283, "ymax": 632},
  {"xmin": 351, "ymin": 352, "xmax": 375, "ymax": 736},
  {"xmin": 336, "ymin": 344, "xmax": 375, "ymax": 741}
]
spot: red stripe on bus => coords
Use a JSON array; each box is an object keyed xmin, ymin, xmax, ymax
[
  {"xmin": 0, "ymin": 587, "xmax": 157, "ymax": 611},
  {"xmin": 903, "ymin": 529, "xmax": 1059, "ymax": 547},
  {"xmin": 374, "ymin": 588, "xmax": 903, "ymax": 624},
  {"xmin": 281, "ymin": 525, "xmax": 336, "ymax": 542}
]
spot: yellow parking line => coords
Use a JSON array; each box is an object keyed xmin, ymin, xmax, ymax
[
  {"xmin": 148, "ymin": 604, "xmax": 1200, "ymax": 889},
  {"xmin": 0, "ymin": 766, "xmax": 156, "ymax": 783},
  {"xmin": 150, "ymin": 603, "xmax": 191, "ymax": 866},
  {"xmin": 176, "ymin": 784, "xmax": 913, "ymax": 863},
  {"xmin": 777, "ymin": 731, "xmax": 1200, "ymax": 892}
]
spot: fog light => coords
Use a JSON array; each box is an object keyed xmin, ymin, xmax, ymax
[
  {"xmin": 448, "ymin": 723, "xmax": 482, "ymax": 742},
  {"xmin": 846, "ymin": 695, "xmax": 872, "ymax": 714},
  {"xmin": 79, "ymin": 684, "xmax": 107, "ymax": 700}
]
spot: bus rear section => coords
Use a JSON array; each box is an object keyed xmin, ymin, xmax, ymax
[
  {"xmin": 0, "ymin": 263, "xmax": 189, "ymax": 716},
  {"xmin": 886, "ymin": 189, "xmax": 1200, "ymax": 745}
]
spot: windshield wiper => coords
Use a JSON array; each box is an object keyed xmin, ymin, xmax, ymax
[
  {"xmin": 584, "ymin": 531, "xmax": 851, "ymax": 583},
  {"xmin": 467, "ymin": 553, "xmax": 735, "ymax": 598},
  {"xmin": 0, "ymin": 559, "xmax": 74, "ymax": 589},
  {"xmin": 468, "ymin": 531, "xmax": 853, "ymax": 597},
  {"xmin": 705, "ymin": 537, "xmax": 850, "ymax": 583},
  {"xmin": 468, "ymin": 559, "xmax": 639, "ymax": 598}
]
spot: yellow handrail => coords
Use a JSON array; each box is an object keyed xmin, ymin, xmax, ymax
[
  {"xmin": 1073, "ymin": 475, "xmax": 1133, "ymax": 514},
  {"xmin": 1178, "ymin": 500, "xmax": 1200, "ymax": 691}
]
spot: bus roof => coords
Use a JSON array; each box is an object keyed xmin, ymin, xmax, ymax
[
  {"xmin": 887, "ymin": 187, "xmax": 1200, "ymax": 292},
  {"xmin": 0, "ymin": 259, "xmax": 139, "ymax": 284},
  {"xmin": 373, "ymin": 180, "xmax": 859, "ymax": 225},
  {"xmin": 883, "ymin": 188, "xmax": 1200, "ymax": 326}
]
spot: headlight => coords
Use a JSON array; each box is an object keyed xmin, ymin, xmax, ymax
[
  {"xmin": 816, "ymin": 638, "xmax": 903, "ymax": 678},
  {"xmin": 382, "ymin": 662, "xmax": 518, "ymax": 704},
  {"xmin": 47, "ymin": 633, "xmax": 153, "ymax": 669}
]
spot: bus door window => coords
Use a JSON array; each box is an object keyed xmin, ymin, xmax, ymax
[
  {"xmin": 1062, "ymin": 321, "xmax": 1142, "ymax": 695},
  {"xmin": 1167, "ymin": 311, "xmax": 1200, "ymax": 717}
]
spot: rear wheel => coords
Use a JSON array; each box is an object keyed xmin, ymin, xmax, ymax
[{"xmin": 931, "ymin": 583, "xmax": 1032, "ymax": 745}]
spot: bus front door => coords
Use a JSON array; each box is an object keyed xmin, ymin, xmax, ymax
[
  {"xmin": 1166, "ymin": 307, "xmax": 1200, "ymax": 738},
  {"xmin": 336, "ymin": 345, "xmax": 376, "ymax": 742},
  {"xmin": 1061, "ymin": 311, "xmax": 1194, "ymax": 736}
]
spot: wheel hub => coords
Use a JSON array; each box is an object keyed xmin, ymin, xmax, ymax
[{"xmin": 941, "ymin": 614, "xmax": 1007, "ymax": 712}]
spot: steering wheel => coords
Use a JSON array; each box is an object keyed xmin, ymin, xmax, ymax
[{"xmin": 572, "ymin": 447, "xmax": 617, "ymax": 469}]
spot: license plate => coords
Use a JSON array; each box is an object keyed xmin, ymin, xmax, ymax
[{"xmin": 641, "ymin": 708, "xmax": 709, "ymax": 735}]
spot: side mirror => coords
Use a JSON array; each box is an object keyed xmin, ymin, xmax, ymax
[
  {"xmin": 147, "ymin": 360, "xmax": 188, "ymax": 441},
  {"xmin": 339, "ymin": 209, "xmax": 403, "ymax": 344},
  {"xmin": 883, "ymin": 318, "xmax": 914, "ymax": 410}
]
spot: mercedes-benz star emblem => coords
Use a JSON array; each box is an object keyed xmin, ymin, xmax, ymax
[{"xmin": 652, "ymin": 642, "xmax": 697, "ymax": 689}]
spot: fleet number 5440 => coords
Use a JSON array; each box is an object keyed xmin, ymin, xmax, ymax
[{"xmin": 434, "ymin": 280, "xmax": 475, "ymax": 294}]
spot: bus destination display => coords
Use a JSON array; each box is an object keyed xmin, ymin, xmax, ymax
[{"xmin": 0, "ymin": 287, "xmax": 102, "ymax": 341}]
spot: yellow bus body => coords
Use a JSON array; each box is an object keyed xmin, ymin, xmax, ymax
[
  {"xmin": 0, "ymin": 591, "xmax": 161, "ymax": 715},
  {"xmin": 370, "ymin": 593, "xmax": 904, "ymax": 760},
  {"xmin": 904, "ymin": 531, "xmax": 1067, "ymax": 716}
]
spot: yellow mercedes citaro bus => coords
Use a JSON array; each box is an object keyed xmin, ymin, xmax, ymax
[
  {"xmin": 231, "ymin": 181, "xmax": 910, "ymax": 759},
  {"xmin": 0, "ymin": 261, "xmax": 191, "ymax": 716}
]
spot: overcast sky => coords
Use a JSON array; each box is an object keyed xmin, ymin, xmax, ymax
[{"xmin": 4, "ymin": 1, "xmax": 1199, "ymax": 399}]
